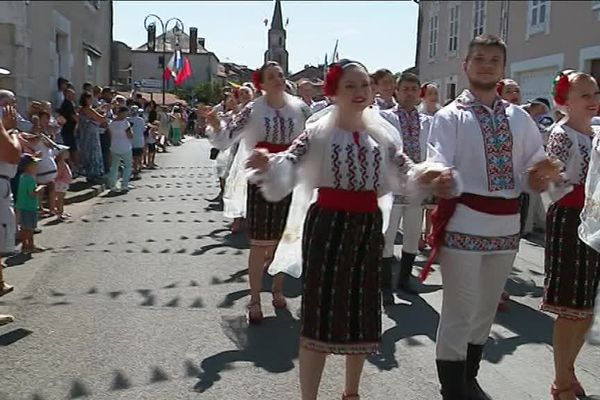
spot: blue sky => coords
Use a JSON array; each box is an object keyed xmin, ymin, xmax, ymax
[{"xmin": 113, "ymin": 1, "xmax": 419, "ymax": 74}]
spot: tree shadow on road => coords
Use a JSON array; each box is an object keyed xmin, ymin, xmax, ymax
[
  {"xmin": 192, "ymin": 309, "xmax": 299, "ymax": 393},
  {"xmin": 368, "ymin": 294, "xmax": 440, "ymax": 371}
]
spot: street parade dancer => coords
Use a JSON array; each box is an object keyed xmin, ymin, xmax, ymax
[
  {"xmin": 380, "ymin": 72, "xmax": 432, "ymax": 296},
  {"xmin": 204, "ymin": 61, "xmax": 312, "ymax": 324},
  {"xmin": 496, "ymin": 78, "xmax": 522, "ymax": 105},
  {"xmin": 246, "ymin": 59, "xmax": 448, "ymax": 400},
  {"xmin": 541, "ymin": 70, "xmax": 600, "ymax": 400},
  {"xmin": 418, "ymin": 81, "xmax": 442, "ymax": 116},
  {"xmin": 420, "ymin": 35, "xmax": 562, "ymax": 399}
]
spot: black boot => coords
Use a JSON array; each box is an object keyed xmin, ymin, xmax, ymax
[
  {"xmin": 381, "ymin": 257, "xmax": 394, "ymax": 305},
  {"xmin": 397, "ymin": 251, "xmax": 418, "ymax": 294},
  {"xmin": 466, "ymin": 344, "xmax": 492, "ymax": 400},
  {"xmin": 436, "ymin": 360, "xmax": 467, "ymax": 400}
]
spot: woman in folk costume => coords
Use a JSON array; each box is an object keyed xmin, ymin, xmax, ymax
[
  {"xmin": 421, "ymin": 35, "xmax": 561, "ymax": 400},
  {"xmin": 541, "ymin": 70, "xmax": 600, "ymax": 400},
  {"xmin": 204, "ymin": 61, "xmax": 312, "ymax": 323},
  {"xmin": 496, "ymin": 78, "xmax": 522, "ymax": 105},
  {"xmin": 418, "ymin": 82, "xmax": 442, "ymax": 116},
  {"xmin": 213, "ymin": 93, "xmax": 240, "ymax": 201},
  {"xmin": 379, "ymin": 72, "xmax": 433, "ymax": 296},
  {"xmin": 246, "ymin": 60, "xmax": 447, "ymax": 400}
]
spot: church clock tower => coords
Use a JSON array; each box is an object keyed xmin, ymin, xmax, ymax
[{"xmin": 264, "ymin": 0, "xmax": 289, "ymax": 75}]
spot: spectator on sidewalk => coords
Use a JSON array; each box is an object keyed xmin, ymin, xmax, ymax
[
  {"xmin": 128, "ymin": 106, "xmax": 145, "ymax": 178},
  {"xmin": 54, "ymin": 77, "xmax": 68, "ymax": 113},
  {"xmin": 0, "ymin": 107, "xmax": 21, "ymax": 313},
  {"xmin": 59, "ymin": 88, "xmax": 79, "ymax": 172},
  {"xmin": 78, "ymin": 91, "xmax": 106, "ymax": 183},
  {"xmin": 53, "ymin": 148, "xmax": 72, "ymax": 220},
  {"xmin": 16, "ymin": 154, "xmax": 45, "ymax": 254},
  {"xmin": 107, "ymin": 106, "xmax": 133, "ymax": 193}
]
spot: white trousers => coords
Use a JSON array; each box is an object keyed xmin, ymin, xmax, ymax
[
  {"xmin": 383, "ymin": 203, "xmax": 423, "ymax": 258},
  {"xmin": 435, "ymin": 249, "xmax": 516, "ymax": 360},
  {"xmin": 523, "ymin": 193, "xmax": 546, "ymax": 234}
]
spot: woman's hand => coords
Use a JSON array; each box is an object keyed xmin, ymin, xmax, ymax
[
  {"xmin": 528, "ymin": 157, "xmax": 562, "ymax": 192},
  {"xmin": 2, "ymin": 105, "xmax": 17, "ymax": 130},
  {"xmin": 430, "ymin": 169, "xmax": 455, "ymax": 199},
  {"xmin": 246, "ymin": 149, "xmax": 270, "ymax": 173},
  {"xmin": 199, "ymin": 106, "xmax": 220, "ymax": 130}
]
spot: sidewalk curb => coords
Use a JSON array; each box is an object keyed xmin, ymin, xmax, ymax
[{"xmin": 64, "ymin": 183, "xmax": 105, "ymax": 205}]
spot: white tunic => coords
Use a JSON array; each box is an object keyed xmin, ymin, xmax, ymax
[
  {"xmin": 427, "ymin": 89, "xmax": 546, "ymax": 252},
  {"xmin": 546, "ymin": 123, "xmax": 596, "ymax": 188},
  {"xmin": 579, "ymin": 134, "xmax": 600, "ymax": 252},
  {"xmin": 208, "ymin": 99, "xmax": 312, "ymax": 150}
]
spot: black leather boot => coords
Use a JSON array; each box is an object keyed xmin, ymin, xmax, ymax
[
  {"xmin": 466, "ymin": 344, "xmax": 492, "ymax": 400},
  {"xmin": 397, "ymin": 251, "xmax": 418, "ymax": 294},
  {"xmin": 381, "ymin": 257, "xmax": 394, "ymax": 305},
  {"xmin": 436, "ymin": 359, "xmax": 467, "ymax": 400}
]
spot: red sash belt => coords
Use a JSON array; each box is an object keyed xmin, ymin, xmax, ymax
[
  {"xmin": 557, "ymin": 185, "xmax": 585, "ymax": 209},
  {"xmin": 317, "ymin": 188, "xmax": 378, "ymax": 213},
  {"xmin": 420, "ymin": 193, "xmax": 520, "ymax": 282},
  {"xmin": 255, "ymin": 141, "xmax": 290, "ymax": 153}
]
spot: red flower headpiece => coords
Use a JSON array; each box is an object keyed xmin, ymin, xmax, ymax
[
  {"xmin": 553, "ymin": 69, "xmax": 576, "ymax": 106},
  {"xmin": 323, "ymin": 64, "xmax": 344, "ymax": 97},
  {"xmin": 252, "ymin": 70, "xmax": 262, "ymax": 92}
]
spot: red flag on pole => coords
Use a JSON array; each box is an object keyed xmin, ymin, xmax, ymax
[{"xmin": 175, "ymin": 57, "xmax": 192, "ymax": 86}]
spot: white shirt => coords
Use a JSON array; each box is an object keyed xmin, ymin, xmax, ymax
[
  {"xmin": 109, "ymin": 119, "xmax": 132, "ymax": 154},
  {"xmin": 128, "ymin": 116, "xmax": 146, "ymax": 149},
  {"xmin": 381, "ymin": 105, "xmax": 432, "ymax": 163},
  {"xmin": 427, "ymin": 89, "xmax": 546, "ymax": 241}
]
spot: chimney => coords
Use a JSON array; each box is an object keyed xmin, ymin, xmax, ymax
[
  {"xmin": 189, "ymin": 27, "xmax": 198, "ymax": 54},
  {"xmin": 198, "ymin": 37, "xmax": 205, "ymax": 49},
  {"xmin": 147, "ymin": 23, "xmax": 156, "ymax": 51}
]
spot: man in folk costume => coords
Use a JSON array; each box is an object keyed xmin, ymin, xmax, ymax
[
  {"xmin": 380, "ymin": 72, "xmax": 432, "ymax": 295},
  {"xmin": 422, "ymin": 35, "xmax": 561, "ymax": 399}
]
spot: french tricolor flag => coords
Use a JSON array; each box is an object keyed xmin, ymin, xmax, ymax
[{"xmin": 164, "ymin": 50, "xmax": 183, "ymax": 80}]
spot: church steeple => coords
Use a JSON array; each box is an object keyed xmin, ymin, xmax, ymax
[
  {"xmin": 271, "ymin": 0, "xmax": 284, "ymax": 30},
  {"xmin": 264, "ymin": 0, "xmax": 289, "ymax": 74}
]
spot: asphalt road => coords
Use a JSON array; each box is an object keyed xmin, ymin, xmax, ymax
[{"xmin": 1, "ymin": 138, "xmax": 599, "ymax": 400}]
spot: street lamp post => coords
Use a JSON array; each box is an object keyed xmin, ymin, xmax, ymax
[{"xmin": 144, "ymin": 14, "xmax": 185, "ymax": 105}]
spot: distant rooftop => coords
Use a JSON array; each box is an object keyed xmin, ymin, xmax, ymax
[{"xmin": 134, "ymin": 28, "xmax": 208, "ymax": 54}]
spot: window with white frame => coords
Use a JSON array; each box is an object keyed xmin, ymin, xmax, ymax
[
  {"xmin": 473, "ymin": 0, "xmax": 486, "ymax": 37},
  {"xmin": 593, "ymin": 0, "xmax": 600, "ymax": 10},
  {"xmin": 528, "ymin": 0, "xmax": 550, "ymax": 35},
  {"xmin": 428, "ymin": 12, "xmax": 439, "ymax": 59},
  {"xmin": 448, "ymin": 4, "xmax": 460, "ymax": 53},
  {"xmin": 85, "ymin": 51, "xmax": 98, "ymax": 83}
]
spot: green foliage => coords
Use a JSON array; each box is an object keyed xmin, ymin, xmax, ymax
[{"xmin": 170, "ymin": 82, "xmax": 224, "ymax": 106}]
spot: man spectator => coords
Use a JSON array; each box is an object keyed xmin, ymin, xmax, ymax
[
  {"xmin": 0, "ymin": 90, "xmax": 33, "ymax": 132},
  {"xmin": 54, "ymin": 77, "xmax": 68, "ymax": 112},
  {"xmin": 82, "ymin": 82, "xmax": 93, "ymax": 93},
  {"xmin": 59, "ymin": 88, "xmax": 79, "ymax": 171}
]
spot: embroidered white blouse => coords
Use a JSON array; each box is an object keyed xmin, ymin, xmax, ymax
[
  {"xmin": 427, "ymin": 90, "xmax": 546, "ymax": 249},
  {"xmin": 546, "ymin": 123, "xmax": 596, "ymax": 187},
  {"xmin": 380, "ymin": 105, "xmax": 432, "ymax": 163},
  {"xmin": 208, "ymin": 100, "xmax": 312, "ymax": 150},
  {"xmin": 373, "ymin": 96, "xmax": 398, "ymax": 111},
  {"xmin": 264, "ymin": 127, "xmax": 413, "ymax": 195}
]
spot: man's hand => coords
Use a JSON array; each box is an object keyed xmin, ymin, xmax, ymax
[
  {"xmin": 431, "ymin": 169, "xmax": 456, "ymax": 199},
  {"xmin": 199, "ymin": 106, "xmax": 220, "ymax": 130},
  {"xmin": 246, "ymin": 149, "xmax": 271, "ymax": 173}
]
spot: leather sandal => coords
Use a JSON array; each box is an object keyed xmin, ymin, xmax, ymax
[
  {"xmin": 551, "ymin": 384, "xmax": 576, "ymax": 400},
  {"xmin": 342, "ymin": 393, "xmax": 359, "ymax": 399},
  {"xmin": 271, "ymin": 291, "xmax": 287, "ymax": 309},
  {"xmin": 247, "ymin": 301, "xmax": 263, "ymax": 325},
  {"xmin": 0, "ymin": 281, "xmax": 14, "ymax": 297},
  {"xmin": 570, "ymin": 368, "xmax": 586, "ymax": 397}
]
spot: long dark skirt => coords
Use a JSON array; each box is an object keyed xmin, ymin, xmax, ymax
[
  {"xmin": 542, "ymin": 204, "xmax": 600, "ymax": 319},
  {"xmin": 300, "ymin": 203, "xmax": 383, "ymax": 355},
  {"xmin": 246, "ymin": 183, "xmax": 292, "ymax": 245}
]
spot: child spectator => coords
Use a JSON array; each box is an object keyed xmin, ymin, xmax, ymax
[
  {"xmin": 107, "ymin": 106, "xmax": 133, "ymax": 193},
  {"xmin": 16, "ymin": 154, "xmax": 45, "ymax": 254},
  {"xmin": 128, "ymin": 106, "xmax": 146, "ymax": 179},
  {"xmin": 145, "ymin": 123, "xmax": 159, "ymax": 169},
  {"xmin": 53, "ymin": 149, "xmax": 72, "ymax": 220}
]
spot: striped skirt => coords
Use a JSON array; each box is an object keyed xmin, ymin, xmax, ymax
[
  {"xmin": 542, "ymin": 204, "xmax": 600, "ymax": 319},
  {"xmin": 300, "ymin": 203, "xmax": 383, "ymax": 355},
  {"xmin": 246, "ymin": 182, "xmax": 292, "ymax": 245}
]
